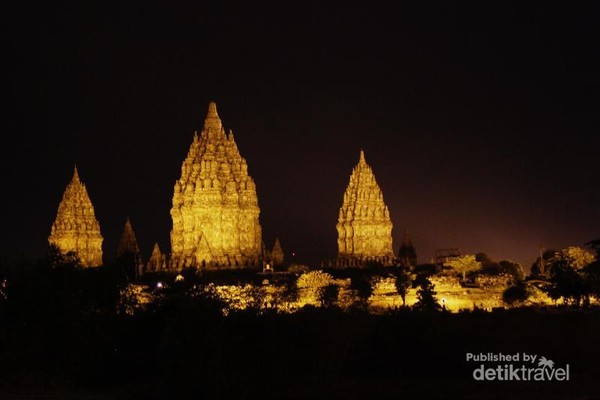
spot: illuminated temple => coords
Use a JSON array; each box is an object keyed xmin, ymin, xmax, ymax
[
  {"xmin": 336, "ymin": 150, "xmax": 394, "ymax": 266},
  {"xmin": 48, "ymin": 167, "xmax": 104, "ymax": 267},
  {"xmin": 170, "ymin": 102, "xmax": 263, "ymax": 269}
]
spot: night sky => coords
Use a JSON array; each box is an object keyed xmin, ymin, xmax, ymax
[{"xmin": 4, "ymin": 3, "xmax": 599, "ymax": 270}]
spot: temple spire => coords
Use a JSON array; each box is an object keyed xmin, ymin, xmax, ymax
[
  {"xmin": 359, "ymin": 149, "xmax": 366, "ymax": 164},
  {"xmin": 203, "ymin": 101, "xmax": 222, "ymax": 132},
  {"xmin": 171, "ymin": 101, "xmax": 262, "ymax": 269},
  {"xmin": 49, "ymin": 168, "xmax": 103, "ymax": 267},
  {"xmin": 116, "ymin": 217, "xmax": 143, "ymax": 281},
  {"xmin": 270, "ymin": 237, "xmax": 284, "ymax": 267},
  {"xmin": 207, "ymin": 101, "xmax": 218, "ymax": 116},
  {"xmin": 398, "ymin": 228, "xmax": 417, "ymax": 268},
  {"xmin": 336, "ymin": 150, "xmax": 394, "ymax": 266},
  {"xmin": 144, "ymin": 242, "xmax": 167, "ymax": 273},
  {"xmin": 117, "ymin": 217, "xmax": 141, "ymax": 259},
  {"xmin": 72, "ymin": 165, "xmax": 80, "ymax": 184}
]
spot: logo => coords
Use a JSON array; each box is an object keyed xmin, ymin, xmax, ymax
[{"xmin": 466, "ymin": 352, "xmax": 570, "ymax": 381}]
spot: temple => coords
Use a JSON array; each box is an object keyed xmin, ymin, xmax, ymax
[
  {"xmin": 48, "ymin": 166, "xmax": 104, "ymax": 267},
  {"xmin": 336, "ymin": 150, "xmax": 394, "ymax": 266},
  {"xmin": 398, "ymin": 230, "xmax": 417, "ymax": 268},
  {"xmin": 116, "ymin": 218, "xmax": 144, "ymax": 280},
  {"xmin": 170, "ymin": 102, "xmax": 263, "ymax": 269},
  {"xmin": 268, "ymin": 237, "xmax": 284, "ymax": 268},
  {"xmin": 145, "ymin": 243, "xmax": 167, "ymax": 273}
]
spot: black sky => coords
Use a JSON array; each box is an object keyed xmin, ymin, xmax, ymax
[{"xmin": 4, "ymin": 3, "xmax": 599, "ymax": 269}]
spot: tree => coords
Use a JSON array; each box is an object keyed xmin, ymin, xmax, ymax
[
  {"xmin": 583, "ymin": 239, "xmax": 600, "ymax": 303},
  {"xmin": 394, "ymin": 268, "xmax": 412, "ymax": 306},
  {"xmin": 502, "ymin": 282, "xmax": 531, "ymax": 306},
  {"xmin": 413, "ymin": 277, "xmax": 442, "ymax": 311},
  {"xmin": 297, "ymin": 270, "xmax": 334, "ymax": 289},
  {"xmin": 547, "ymin": 259, "xmax": 588, "ymax": 306},
  {"xmin": 583, "ymin": 262, "xmax": 600, "ymax": 304},
  {"xmin": 279, "ymin": 276, "xmax": 299, "ymax": 305},
  {"xmin": 319, "ymin": 284, "xmax": 340, "ymax": 308},
  {"xmin": 445, "ymin": 255, "xmax": 482, "ymax": 281},
  {"xmin": 555, "ymin": 246, "xmax": 595, "ymax": 270},
  {"xmin": 350, "ymin": 273, "xmax": 373, "ymax": 310},
  {"xmin": 297, "ymin": 270, "xmax": 334, "ymax": 305},
  {"xmin": 477, "ymin": 253, "xmax": 524, "ymax": 281},
  {"xmin": 530, "ymin": 249, "xmax": 556, "ymax": 278},
  {"xmin": 544, "ymin": 246, "xmax": 596, "ymax": 306},
  {"xmin": 47, "ymin": 243, "xmax": 82, "ymax": 269},
  {"xmin": 586, "ymin": 239, "xmax": 600, "ymax": 256},
  {"xmin": 476, "ymin": 253, "xmax": 500, "ymax": 274},
  {"xmin": 498, "ymin": 260, "xmax": 525, "ymax": 282}
]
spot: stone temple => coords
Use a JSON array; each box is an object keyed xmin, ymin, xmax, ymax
[
  {"xmin": 145, "ymin": 243, "xmax": 167, "ymax": 273},
  {"xmin": 48, "ymin": 166, "xmax": 104, "ymax": 267},
  {"xmin": 170, "ymin": 102, "xmax": 263, "ymax": 269},
  {"xmin": 336, "ymin": 150, "xmax": 394, "ymax": 266},
  {"xmin": 116, "ymin": 218, "xmax": 144, "ymax": 280}
]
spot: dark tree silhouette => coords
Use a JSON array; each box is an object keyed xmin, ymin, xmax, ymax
[
  {"xmin": 413, "ymin": 277, "xmax": 442, "ymax": 311},
  {"xmin": 547, "ymin": 260, "xmax": 588, "ymax": 306},
  {"xmin": 350, "ymin": 273, "xmax": 373, "ymax": 310},
  {"xmin": 476, "ymin": 252, "xmax": 499, "ymax": 274},
  {"xmin": 47, "ymin": 243, "xmax": 82, "ymax": 269},
  {"xmin": 583, "ymin": 239, "xmax": 600, "ymax": 303},
  {"xmin": 530, "ymin": 249, "xmax": 556, "ymax": 278},
  {"xmin": 279, "ymin": 276, "xmax": 299, "ymax": 305},
  {"xmin": 498, "ymin": 260, "xmax": 525, "ymax": 282},
  {"xmin": 477, "ymin": 253, "xmax": 525, "ymax": 281},
  {"xmin": 586, "ymin": 239, "xmax": 600, "ymax": 256},
  {"xmin": 394, "ymin": 268, "xmax": 412, "ymax": 306},
  {"xmin": 502, "ymin": 282, "xmax": 531, "ymax": 306},
  {"xmin": 319, "ymin": 283, "xmax": 340, "ymax": 308}
]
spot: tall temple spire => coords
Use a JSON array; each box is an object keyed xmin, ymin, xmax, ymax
[
  {"xmin": 336, "ymin": 150, "xmax": 394, "ymax": 266},
  {"xmin": 203, "ymin": 101, "xmax": 223, "ymax": 132},
  {"xmin": 72, "ymin": 165, "xmax": 80, "ymax": 183},
  {"xmin": 145, "ymin": 242, "xmax": 167, "ymax": 273},
  {"xmin": 398, "ymin": 229, "xmax": 417, "ymax": 268},
  {"xmin": 170, "ymin": 101, "xmax": 263, "ymax": 269},
  {"xmin": 270, "ymin": 237, "xmax": 284, "ymax": 267},
  {"xmin": 116, "ymin": 217, "xmax": 143, "ymax": 281},
  {"xmin": 49, "ymin": 166, "xmax": 103, "ymax": 267}
]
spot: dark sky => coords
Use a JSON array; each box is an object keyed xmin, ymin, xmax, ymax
[{"xmin": 4, "ymin": 3, "xmax": 599, "ymax": 269}]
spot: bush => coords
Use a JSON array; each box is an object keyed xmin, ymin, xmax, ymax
[{"xmin": 502, "ymin": 282, "xmax": 531, "ymax": 306}]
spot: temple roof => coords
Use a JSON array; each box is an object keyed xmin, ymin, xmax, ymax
[
  {"xmin": 203, "ymin": 101, "xmax": 223, "ymax": 132},
  {"xmin": 117, "ymin": 217, "xmax": 141, "ymax": 258},
  {"xmin": 72, "ymin": 165, "xmax": 81, "ymax": 184},
  {"xmin": 49, "ymin": 166, "xmax": 103, "ymax": 267},
  {"xmin": 359, "ymin": 149, "xmax": 366, "ymax": 164},
  {"xmin": 336, "ymin": 150, "xmax": 394, "ymax": 260}
]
